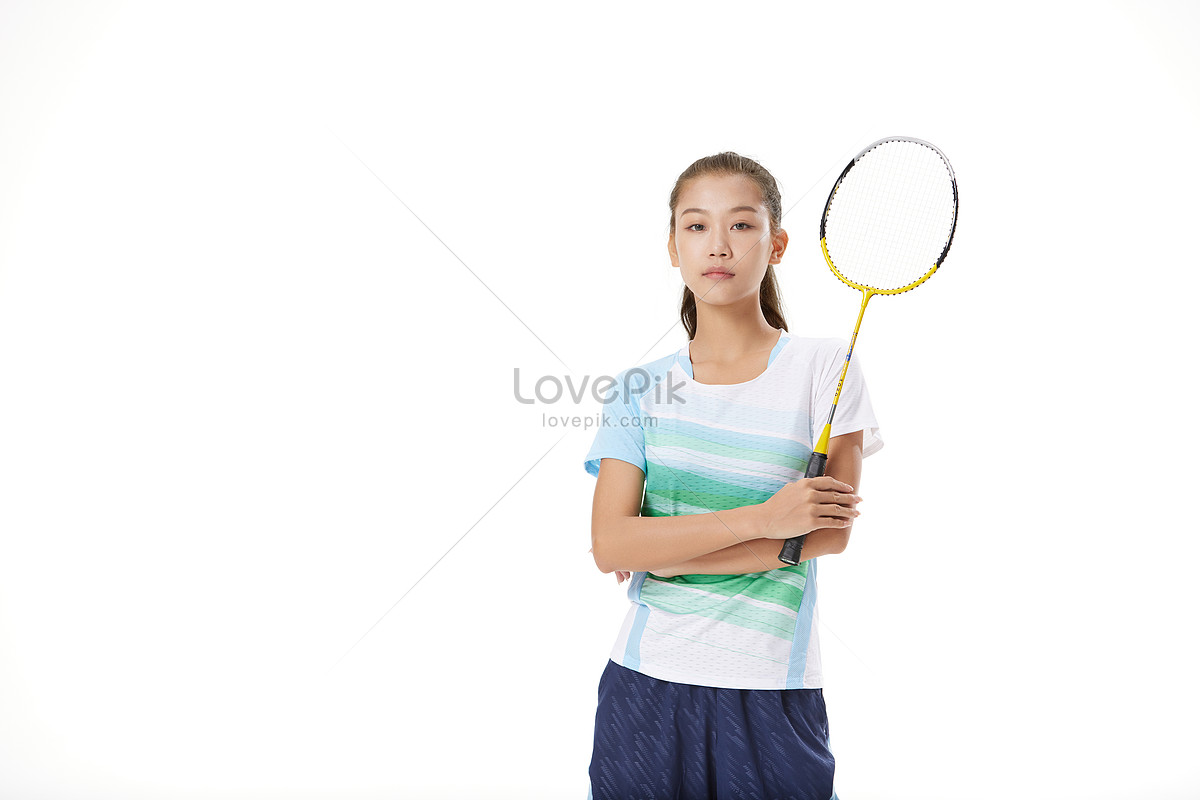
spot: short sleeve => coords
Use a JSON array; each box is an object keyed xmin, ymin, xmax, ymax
[
  {"xmin": 815, "ymin": 340, "xmax": 884, "ymax": 458},
  {"xmin": 583, "ymin": 370, "xmax": 647, "ymax": 478}
]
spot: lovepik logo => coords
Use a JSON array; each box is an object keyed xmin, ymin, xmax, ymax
[{"xmin": 512, "ymin": 368, "xmax": 685, "ymax": 406}]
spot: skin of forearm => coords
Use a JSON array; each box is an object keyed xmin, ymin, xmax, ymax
[
  {"xmin": 594, "ymin": 503, "xmax": 765, "ymax": 574},
  {"xmin": 648, "ymin": 526, "xmax": 851, "ymax": 578}
]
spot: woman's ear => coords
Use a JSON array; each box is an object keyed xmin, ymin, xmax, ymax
[
  {"xmin": 667, "ymin": 232, "xmax": 680, "ymax": 268},
  {"xmin": 769, "ymin": 228, "xmax": 789, "ymax": 265}
]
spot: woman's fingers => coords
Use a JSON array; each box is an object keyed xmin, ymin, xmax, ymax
[
  {"xmin": 817, "ymin": 502, "xmax": 861, "ymax": 519},
  {"xmin": 809, "ymin": 475, "xmax": 856, "ymax": 493},
  {"xmin": 804, "ymin": 477, "xmax": 861, "ymax": 507},
  {"xmin": 822, "ymin": 491, "xmax": 862, "ymax": 506}
]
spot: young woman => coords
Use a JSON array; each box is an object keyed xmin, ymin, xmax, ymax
[{"xmin": 583, "ymin": 152, "xmax": 883, "ymax": 800}]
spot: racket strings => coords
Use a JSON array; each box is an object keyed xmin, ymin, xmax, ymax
[{"xmin": 824, "ymin": 140, "xmax": 956, "ymax": 292}]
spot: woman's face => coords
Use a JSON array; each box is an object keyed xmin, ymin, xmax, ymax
[{"xmin": 668, "ymin": 173, "xmax": 787, "ymax": 309}]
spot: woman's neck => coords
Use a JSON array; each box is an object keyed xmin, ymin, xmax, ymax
[{"xmin": 690, "ymin": 301, "xmax": 779, "ymax": 364}]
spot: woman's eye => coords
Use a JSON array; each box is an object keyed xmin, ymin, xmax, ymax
[
  {"xmin": 732, "ymin": 222, "xmax": 752, "ymax": 230},
  {"xmin": 686, "ymin": 223, "xmax": 704, "ymax": 231}
]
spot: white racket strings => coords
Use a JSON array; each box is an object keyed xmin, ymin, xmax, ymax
[{"xmin": 824, "ymin": 139, "xmax": 957, "ymax": 292}]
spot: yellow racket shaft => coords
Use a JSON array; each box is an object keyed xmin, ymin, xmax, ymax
[{"xmin": 811, "ymin": 278, "xmax": 873, "ymax": 463}]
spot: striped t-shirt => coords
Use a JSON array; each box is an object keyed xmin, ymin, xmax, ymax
[{"xmin": 583, "ymin": 329, "xmax": 883, "ymax": 690}]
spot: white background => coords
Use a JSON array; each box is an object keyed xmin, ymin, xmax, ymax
[{"xmin": 1, "ymin": 1, "xmax": 1197, "ymax": 797}]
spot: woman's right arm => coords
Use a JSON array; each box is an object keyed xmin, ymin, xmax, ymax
[{"xmin": 589, "ymin": 458, "xmax": 859, "ymax": 574}]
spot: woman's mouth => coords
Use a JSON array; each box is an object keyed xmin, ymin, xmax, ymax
[{"xmin": 703, "ymin": 269, "xmax": 734, "ymax": 279}]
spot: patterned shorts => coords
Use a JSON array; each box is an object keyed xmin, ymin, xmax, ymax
[{"xmin": 588, "ymin": 659, "xmax": 840, "ymax": 800}]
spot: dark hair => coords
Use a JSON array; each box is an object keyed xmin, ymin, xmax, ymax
[{"xmin": 669, "ymin": 152, "xmax": 788, "ymax": 340}]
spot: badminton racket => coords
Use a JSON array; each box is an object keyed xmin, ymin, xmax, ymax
[{"xmin": 778, "ymin": 136, "xmax": 958, "ymax": 565}]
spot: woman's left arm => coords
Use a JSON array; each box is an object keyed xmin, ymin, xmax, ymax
[{"xmin": 648, "ymin": 430, "xmax": 865, "ymax": 578}]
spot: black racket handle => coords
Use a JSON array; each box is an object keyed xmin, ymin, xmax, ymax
[{"xmin": 777, "ymin": 452, "xmax": 828, "ymax": 565}]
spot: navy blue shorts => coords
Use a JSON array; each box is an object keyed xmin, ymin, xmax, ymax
[{"xmin": 588, "ymin": 659, "xmax": 840, "ymax": 800}]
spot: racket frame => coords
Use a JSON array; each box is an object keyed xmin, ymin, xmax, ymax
[{"xmin": 820, "ymin": 136, "xmax": 958, "ymax": 296}]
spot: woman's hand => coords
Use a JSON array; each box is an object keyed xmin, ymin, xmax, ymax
[{"xmin": 759, "ymin": 476, "xmax": 862, "ymax": 540}]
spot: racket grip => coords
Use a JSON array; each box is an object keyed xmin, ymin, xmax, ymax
[
  {"xmin": 777, "ymin": 537, "xmax": 804, "ymax": 566},
  {"xmin": 777, "ymin": 452, "xmax": 828, "ymax": 565},
  {"xmin": 803, "ymin": 451, "xmax": 828, "ymax": 480}
]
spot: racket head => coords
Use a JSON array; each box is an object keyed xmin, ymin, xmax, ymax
[{"xmin": 819, "ymin": 136, "xmax": 958, "ymax": 295}]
